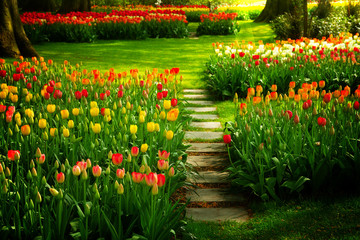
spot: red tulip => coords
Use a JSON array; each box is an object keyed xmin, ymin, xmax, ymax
[
  {"xmin": 8, "ymin": 150, "xmax": 20, "ymax": 161},
  {"xmin": 303, "ymin": 101, "xmax": 309, "ymax": 110},
  {"xmin": 293, "ymin": 114, "xmax": 300, "ymax": 124},
  {"xmin": 157, "ymin": 83, "xmax": 163, "ymax": 91},
  {"xmin": 92, "ymin": 165, "xmax": 102, "ymax": 177},
  {"xmin": 0, "ymin": 105, "xmax": 6, "ymax": 113},
  {"xmin": 323, "ymin": 93, "xmax": 331, "ymax": 103},
  {"xmin": 231, "ymin": 53, "xmax": 235, "ymax": 59},
  {"xmin": 162, "ymin": 90, "xmax": 168, "ymax": 98},
  {"xmin": 171, "ymin": 98, "xmax": 178, "ymax": 107},
  {"xmin": 157, "ymin": 92, "xmax": 163, "ymax": 100},
  {"xmin": 317, "ymin": 117, "xmax": 326, "ymax": 127},
  {"xmin": 112, "ymin": 153, "xmax": 123, "ymax": 166},
  {"xmin": 158, "ymin": 150, "xmax": 170, "ymax": 160},
  {"xmin": 157, "ymin": 174, "xmax": 166, "ymax": 187},
  {"xmin": 131, "ymin": 146, "xmax": 139, "ymax": 157},
  {"xmin": 56, "ymin": 172, "xmax": 65, "ymax": 183},
  {"xmin": 145, "ymin": 172, "xmax": 158, "ymax": 187},
  {"xmin": 354, "ymin": 101, "xmax": 359, "ymax": 110},
  {"xmin": 223, "ymin": 134, "xmax": 231, "ymax": 144},
  {"xmin": 132, "ymin": 172, "xmax": 144, "ymax": 183},
  {"xmin": 75, "ymin": 91, "xmax": 82, "ymax": 99},
  {"xmin": 284, "ymin": 110, "xmax": 293, "ymax": 119},
  {"xmin": 81, "ymin": 89, "xmax": 88, "ymax": 98},
  {"xmin": 157, "ymin": 160, "xmax": 169, "ymax": 170},
  {"xmin": 116, "ymin": 168, "xmax": 125, "ymax": 179}
]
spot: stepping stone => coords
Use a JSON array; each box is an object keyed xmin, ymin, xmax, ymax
[
  {"xmin": 186, "ymin": 207, "xmax": 248, "ymax": 222},
  {"xmin": 187, "ymin": 100, "xmax": 215, "ymax": 106},
  {"xmin": 190, "ymin": 114, "xmax": 219, "ymax": 120},
  {"xmin": 189, "ymin": 171, "xmax": 229, "ymax": 183},
  {"xmin": 187, "ymin": 155, "xmax": 228, "ymax": 168},
  {"xmin": 183, "ymin": 89, "xmax": 207, "ymax": 94},
  {"xmin": 187, "ymin": 188, "xmax": 246, "ymax": 203},
  {"xmin": 183, "ymin": 94, "xmax": 210, "ymax": 99},
  {"xmin": 190, "ymin": 122, "xmax": 221, "ymax": 129},
  {"xmin": 187, "ymin": 143, "xmax": 227, "ymax": 153},
  {"xmin": 185, "ymin": 107, "xmax": 217, "ymax": 113},
  {"xmin": 185, "ymin": 131, "xmax": 223, "ymax": 140}
]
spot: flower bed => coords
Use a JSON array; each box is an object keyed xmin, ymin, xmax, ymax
[
  {"xmin": 204, "ymin": 33, "xmax": 360, "ymax": 99},
  {"xmin": 21, "ymin": 10, "xmax": 188, "ymax": 42},
  {"xmin": 92, "ymin": 4, "xmax": 210, "ymax": 22},
  {"xmin": 0, "ymin": 57, "xmax": 188, "ymax": 239},
  {"xmin": 225, "ymin": 81, "xmax": 360, "ymax": 201},
  {"xmin": 196, "ymin": 12, "xmax": 240, "ymax": 36}
]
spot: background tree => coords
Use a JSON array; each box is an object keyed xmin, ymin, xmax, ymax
[
  {"xmin": 58, "ymin": 0, "xmax": 91, "ymax": 13},
  {"xmin": 254, "ymin": 0, "xmax": 294, "ymax": 22},
  {"xmin": 19, "ymin": 0, "xmax": 57, "ymax": 12},
  {"xmin": 0, "ymin": 0, "xmax": 38, "ymax": 58}
]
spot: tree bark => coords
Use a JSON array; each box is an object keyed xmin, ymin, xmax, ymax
[
  {"xmin": 254, "ymin": 0, "xmax": 293, "ymax": 22},
  {"xmin": 58, "ymin": 0, "xmax": 91, "ymax": 13},
  {"xmin": 20, "ymin": 0, "xmax": 57, "ymax": 12},
  {"xmin": 0, "ymin": 0, "xmax": 39, "ymax": 58},
  {"xmin": 303, "ymin": 0, "xmax": 308, "ymax": 36}
]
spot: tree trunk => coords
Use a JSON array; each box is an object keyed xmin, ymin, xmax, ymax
[
  {"xmin": 58, "ymin": 0, "xmax": 91, "ymax": 13},
  {"xmin": 0, "ymin": 0, "xmax": 39, "ymax": 58},
  {"xmin": 20, "ymin": 0, "xmax": 57, "ymax": 12},
  {"xmin": 254, "ymin": 0, "xmax": 293, "ymax": 22},
  {"xmin": 303, "ymin": 0, "xmax": 308, "ymax": 37}
]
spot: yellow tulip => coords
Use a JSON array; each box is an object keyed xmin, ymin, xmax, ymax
[
  {"xmin": 92, "ymin": 123, "xmax": 101, "ymax": 134},
  {"xmin": 90, "ymin": 107, "xmax": 99, "ymax": 117},
  {"xmin": 141, "ymin": 144, "xmax": 148, "ymax": 153},
  {"xmin": 130, "ymin": 125, "xmax": 137, "ymax": 134},
  {"xmin": 160, "ymin": 111, "xmax": 166, "ymax": 120},
  {"xmin": 154, "ymin": 123, "xmax": 160, "ymax": 132},
  {"xmin": 50, "ymin": 128, "xmax": 57, "ymax": 137},
  {"xmin": 10, "ymin": 94, "xmax": 18, "ymax": 103},
  {"xmin": 166, "ymin": 130, "xmax": 174, "ymax": 140},
  {"xmin": 38, "ymin": 119, "xmax": 47, "ymax": 129},
  {"xmin": 47, "ymin": 104, "xmax": 56, "ymax": 113},
  {"xmin": 63, "ymin": 128, "xmax": 70, "ymax": 138},
  {"xmin": 21, "ymin": 125, "xmax": 31, "ymax": 136},
  {"xmin": 68, "ymin": 120, "xmax": 74, "ymax": 129},
  {"xmin": 61, "ymin": 109, "xmax": 69, "ymax": 119},
  {"xmin": 147, "ymin": 122, "xmax": 155, "ymax": 132},
  {"xmin": 72, "ymin": 108, "xmax": 80, "ymax": 116},
  {"xmin": 167, "ymin": 108, "xmax": 179, "ymax": 122},
  {"xmin": 139, "ymin": 115, "xmax": 145, "ymax": 123},
  {"xmin": 164, "ymin": 100, "xmax": 171, "ymax": 110},
  {"xmin": 90, "ymin": 101, "xmax": 97, "ymax": 108}
]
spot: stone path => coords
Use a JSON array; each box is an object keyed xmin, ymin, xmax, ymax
[{"xmin": 183, "ymin": 89, "xmax": 249, "ymax": 223}]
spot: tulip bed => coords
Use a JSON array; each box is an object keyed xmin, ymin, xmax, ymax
[
  {"xmin": 0, "ymin": 58, "xmax": 189, "ymax": 239},
  {"xmin": 21, "ymin": 10, "xmax": 188, "ymax": 43},
  {"xmin": 196, "ymin": 12, "xmax": 240, "ymax": 36},
  {"xmin": 92, "ymin": 4, "xmax": 211, "ymax": 22},
  {"xmin": 224, "ymin": 81, "xmax": 360, "ymax": 201},
  {"xmin": 204, "ymin": 33, "xmax": 360, "ymax": 100}
]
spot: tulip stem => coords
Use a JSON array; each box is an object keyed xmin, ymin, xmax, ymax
[{"xmin": 118, "ymin": 195, "xmax": 123, "ymax": 239}]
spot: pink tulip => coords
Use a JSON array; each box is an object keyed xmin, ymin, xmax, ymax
[
  {"xmin": 158, "ymin": 150, "xmax": 170, "ymax": 160},
  {"xmin": 116, "ymin": 168, "xmax": 125, "ymax": 179},
  {"xmin": 145, "ymin": 172, "xmax": 158, "ymax": 187},
  {"xmin": 132, "ymin": 172, "xmax": 144, "ymax": 183},
  {"xmin": 92, "ymin": 165, "xmax": 102, "ymax": 177}
]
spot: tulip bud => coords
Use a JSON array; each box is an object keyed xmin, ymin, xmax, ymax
[
  {"xmin": 258, "ymin": 143, "xmax": 264, "ymax": 151},
  {"xmin": 35, "ymin": 147, "xmax": 41, "ymax": 158},
  {"xmin": 152, "ymin": 183, "xmax": 158, "ymax": 195},
  {"xmin": 312, "ymin": 107, "xmax": 317, "ymax": 116},
  {"xmin": 35, "ymin": 191, "xmax": 42, "ymax": 203},
  {"xmin": 293, "ymin": 114, "xmax": 300, "ymax": 125},
  {"xmin": 117, "ymin": 184, "xmax": 124, "ymax": 195},
  {"xmin": 49, "ymin": 188, "xmax": 59, "ymax": 197},
  {"xmin": 85, "ymin": 203, "xmax": 91, "ymax": 217},
  {"xmin": 329, "ymin": 126, "xmax": 335, "ymax": 135},
  {"xmin": 139, "ymin": 165, "xmax": 145, "ymax": 173},
  {"xmin": 42, "ymin": 176, "xmax": 47, "ymax": 185},
  {"xmin": 169, "ymin": 167, "xmax": 175, "ymax": 177},
  {"xmin": 81, "ymin": 170, "xmax": 88, "ymax": 180},
  {"xmin": 5, "ymin": 167, "xmax": 11, "ymax": 177}
]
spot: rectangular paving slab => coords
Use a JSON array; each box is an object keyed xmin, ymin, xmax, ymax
[
  {"xmin": 185, "ymin": 131, "xmax": 223, "ymax": 140},
  {"xmin": 187, "ymin": 188, "xmax": 246, "ymax": 203},
  {"xmin": 190, "ymin": 122, "xmax": 221, "ymax": 129},
  {"xmin": 186, "ymin": 207, "xmax": 248, "ymax": 222},
  {"xmin": 183, "ymin": 94, "xmax": 210, "ymax": 99},
  {"xmin": 187, "ymin": 143, "xmax": 227, "ymax": 153},
  {"xmin": 189, "ymin": 171, "xmax": 229, "ymax": 183},
  {"xmin": 190, "ymin": 114, "xmax": 219, "ymax": 120},
  {"xmin": 187, "ymin": 155, "xmax": 228, "ymax": 168},
  {"xmin": 183, "ymin": 89, "xmax": 207, "ymax": 94},
  {"xmin": 187, "ymin": 100, "xmax": 215, "ymax": 106},
  {"xmin": 185, "ymin": 107, "xmax": 217, "ymax": 112}
]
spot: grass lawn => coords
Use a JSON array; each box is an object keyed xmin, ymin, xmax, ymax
[
  {"xmin": 184, "ymin": 194, "xmax": 360, "ymax": 240},
  {"xmin": 33, "ymin": 21, "xmax": 274, "ymax": 89}
]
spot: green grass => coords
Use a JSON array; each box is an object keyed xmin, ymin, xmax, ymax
[
  {"xmin": 32, "ymin": 21, "xmax": 274, "ymax": 89},
  {"xmin": 184, "ymin": 195, "xmax": 360, "ymax": 240}
]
